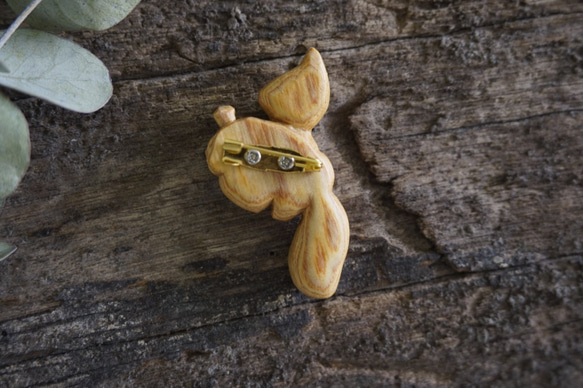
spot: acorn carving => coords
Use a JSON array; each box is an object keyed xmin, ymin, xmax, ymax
[{"xmin": 206, "ymin": 48, "xmax": 349, "ymax": 299}]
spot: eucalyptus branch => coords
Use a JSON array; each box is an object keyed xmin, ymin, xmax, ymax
[
  {"xmin": 0, "ymin": 0, "xmax": 44, "ymax": 50},
  {"xmin": 0, "ymin": 242, "xmax": 17, "ymax": 262}
]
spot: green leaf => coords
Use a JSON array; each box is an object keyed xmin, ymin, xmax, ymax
[
  {"xmin": 0, "ymin": 61, "xmax": 8, "ymax": 73},
  {"xmin": 6, "ymin": 0, "xmax": 141, "ymax": 31},
  {"xmin": 0, "ymin": 242, "xmax": 17, "ymax": 262},
  {"xmin": 0, "ymin": 29, "xmax": 113, "ymax": 113},
  {"xmin": 0, "ymin": 92, "xmax": 30, "ymax": 202}
]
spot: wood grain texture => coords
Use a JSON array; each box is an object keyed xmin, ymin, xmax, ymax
[
  {"xmin": 259, "ymin": 48, "xmax": 330, "ymax": 131},
  {"xmin": 0, "ymin": 0, "xmax": 582, "ymax": 386},
  {"xmin": 206, "ymin": 49, "xmax": 349, "ymax": 299}
]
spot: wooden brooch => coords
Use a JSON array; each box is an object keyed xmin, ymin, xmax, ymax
[{"xmin": 205, "ymin": 48, "xmax": 349, "ymax": 299}]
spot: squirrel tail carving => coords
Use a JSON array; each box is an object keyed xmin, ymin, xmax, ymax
[{"xmin": 288, "ymin": 191, "xmax": 350, "ymax": 298}]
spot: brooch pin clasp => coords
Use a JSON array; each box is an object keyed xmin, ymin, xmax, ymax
[{"xmin": 222, "ymin": 139, "xmax": 322, "ymax": 173}]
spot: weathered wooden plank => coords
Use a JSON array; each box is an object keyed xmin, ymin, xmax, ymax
[
  {"xmin": 0, "ymin": 0, "xmax": 582, "ymax": 386},
  {"xmin": 2, "ymin": 36, "xmax": 468, "ymax": 323},
  {"xmin": 349, "ymin": 13, "xmax": 583, "ymax": 271},
  {"xmin": 2, "ymin": 256, "xmax": 581, "ymax": 386},
  {"xmin": 90, "ymin": 0, "xmax": 583, "ymax": 80},
  {"xmin": 3, "ymin": 1, "xmax": 580, "ymax": 79}
]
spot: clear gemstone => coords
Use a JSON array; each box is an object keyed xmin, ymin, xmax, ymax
[
  {"xmin": 278, "ymin": 155, "xmax": 295, "ymax": 170},
  {"xmin": 244, "ymin": 149, "xmax": 261, "ymax": 165}
]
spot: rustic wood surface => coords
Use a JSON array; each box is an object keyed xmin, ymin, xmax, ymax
[{"xmin": 1, "ymin": 1, "xmax": 582, "ymax": 386}]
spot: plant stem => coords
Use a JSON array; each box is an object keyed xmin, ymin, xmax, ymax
[
  {"xmin": 0, "ymin": 0, "xmax": 45, "ymax": 51},
  {"xmin": 0, "ymin": 242, "xmax": 17, "ymax": 262}
]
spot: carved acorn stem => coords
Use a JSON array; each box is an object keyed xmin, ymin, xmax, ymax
[{"xmin": 288, "ymin": 189, "xmax": 350, "ymax": 299}]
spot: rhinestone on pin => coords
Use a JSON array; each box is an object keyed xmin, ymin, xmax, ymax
[
  {"xmin": 244, "ymin": 149, "xmax": 261, "ymax": 165},
  {"xmin": 278, "ymin": 155, "xmax": 295, "ymax": 170}
]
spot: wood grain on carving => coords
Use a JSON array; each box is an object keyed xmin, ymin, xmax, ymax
[
  {"xmin": 259, "ymin": 48, "xmax": 330, "ymax": 131},
  {"xmin": 206, "ymin": 49, "xmax": 349, "ymax": 298}
]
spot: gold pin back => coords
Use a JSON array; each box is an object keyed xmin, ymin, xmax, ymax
[{"xmin": 222, "ymin": 139, "xmax": 322, "ymax": 173}]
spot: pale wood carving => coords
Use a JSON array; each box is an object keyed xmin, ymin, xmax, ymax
[{"xmin": 206, "ymin": 48, "xmax": 349, "ymax": 298}]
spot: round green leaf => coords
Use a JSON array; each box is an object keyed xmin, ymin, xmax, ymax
[
  {"xmin": 0, "ymin": 92, "xmax": 30, "ymax": 202},
  {"xmin": 0, "ymin": 29, "xmax": 113, "ymax": 113},
  {"xmin": 6, "ymin": 0, "xmax": 141, "ymax": 31}
]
